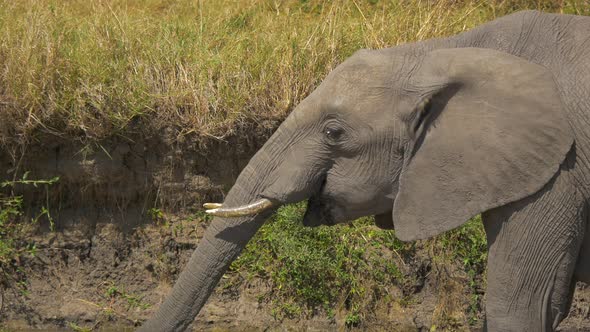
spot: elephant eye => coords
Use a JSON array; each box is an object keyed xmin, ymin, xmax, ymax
[{"xmin": 324, "ymin": 127, "xmax": 344, "ymax": 142}]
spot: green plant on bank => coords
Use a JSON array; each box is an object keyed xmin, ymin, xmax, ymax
[
  {"xmin": 147, "ymin": 207, "xmax": 165, "ymax": 226},
  {"xmin": 429, "ymin": 216, "xmax": 487, "ymax": 325},
  {"xmin": 1, "ymin": 172, "xmax": 60, "ymax": 230},
  {"xmin": 230, "ymin": 203, "xmax": 413, "ymax": 324},
  {"xmin": 345, "ymin": 311, "xmax": 361, "ymax": 327},
  {"xmin": 229, "ymin": 203, "xmax": 487, "ymax": 326},
  {"xmin": 0, "ymin": 172, "xmax": 59, "ymax": 297},
  {"xmin": 68, "ymin": 322, "xmax": 92, "ymax": 332},
  {"xmin": 105, "ymin": 283, "xmax": 151, "ymax": 310}
]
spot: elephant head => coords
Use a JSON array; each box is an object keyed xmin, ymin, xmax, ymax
[{"xmin": 141, "ymin": 47, "xmax": 572, "ymax": 331}]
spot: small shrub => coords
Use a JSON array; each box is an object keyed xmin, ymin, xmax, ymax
[
  {"xmin": 230, "ymin": 202, "xmax": 415, "ymax": 324},
  {"xmin": 429, "ymin": 215, "xmax": 487, "ymax": 326}
]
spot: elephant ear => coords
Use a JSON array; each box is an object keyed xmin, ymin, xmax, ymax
[{"xmin": 392, "ymin": 48, "xmax": 573, "ymax": 241}]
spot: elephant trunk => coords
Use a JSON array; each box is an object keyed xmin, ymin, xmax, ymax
[{"xmin": 139, "ymin": 136, "xmax": 282, "ymax": 331}]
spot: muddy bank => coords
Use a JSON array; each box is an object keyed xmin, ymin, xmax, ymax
[
  {"xmin": 2, "ymin": 215, "xmax": 588, "ymax": 331},
  {"xmin": 0, "ymin": 122, "xmax": 275, "ymax": 330},
  {"xmin": 0, "ymin": 217, "xmax": 442, "ymax": 331},
  {"xmin": 0, "ymin": 125, "xmax": 589, "ymax": 331},
  {"xmin": 0, "ymin": 120, "xmax": 278, "ymax": 231}
]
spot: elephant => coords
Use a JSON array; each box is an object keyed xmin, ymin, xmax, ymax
[{"xmin": 140, "ymin": 10, "xmax": 590, "ymax": 331}]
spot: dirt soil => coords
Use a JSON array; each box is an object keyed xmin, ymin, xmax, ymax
[
  {"xmin": 1, "ymin": 218, "xmax": 589, "ymax": 332},
  {"xmin": 0, "ymin": 127, "xmax": 589, "ymax": 331}
]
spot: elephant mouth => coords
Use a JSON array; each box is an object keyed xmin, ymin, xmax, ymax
[{"xmin": 302, "ymin": 176, "xmax": 335, "ymax": 227}]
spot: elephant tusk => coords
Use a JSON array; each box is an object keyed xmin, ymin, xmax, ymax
[
  {"xmin": 204, "ymin": 198, "xmax": 275, "ymax": 218},
  {"xmin": 203, "ymin": 203, "xmax": 223, "ymax": 209}
]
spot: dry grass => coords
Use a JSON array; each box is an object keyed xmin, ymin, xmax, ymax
[{"xmin": 0, "ymin": 0, "xmax": 588, "ymax": 147}]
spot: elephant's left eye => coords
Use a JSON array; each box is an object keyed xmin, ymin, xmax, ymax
[{"xmin": 324, "ymin": 127, "xmax": 344, "ymax": 142}]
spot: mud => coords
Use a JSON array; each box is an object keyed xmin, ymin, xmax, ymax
[
  {"xmin": 0, "ymin": 217, "xmax": 434, "ymax": 331},
  {"xmin": 0, "ymin": 125, "xmax": 588, "ymax": 331},
  {"xmin": 2, "ymin": 216, "xmax": 587, "ymax": 331}
]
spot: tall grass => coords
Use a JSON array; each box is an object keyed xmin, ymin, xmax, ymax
[{"xmin": 1, "ymin": 0, "xmax": 587, "ymax": 147}]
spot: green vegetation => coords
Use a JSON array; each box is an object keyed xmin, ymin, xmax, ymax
[
  {"xmin": 0, "ymin": 173, "xmax": 59, "ymax": 296},
  {"xmin": 431, "ymin": 215, "xmax": 488, "ymax": 325},
  {"xmin": 68, "ymin": 322, "xmax": 93, "ymax": 332},
  {"xmin": 105, "ymin": 283, "xmax": 151, "ymax": 310},
  {"xmin": 1, "ymin": 0, "xmax": 588, "ymax": 148},
  {"xmin": 230, "ymin": 203, "xmax": 487, "ymax": 326}
]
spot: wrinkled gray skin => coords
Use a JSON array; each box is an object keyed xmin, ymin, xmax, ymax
[{"xmin": 140, "ymin": 11, "xmax": 590, "ymax": 331}]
